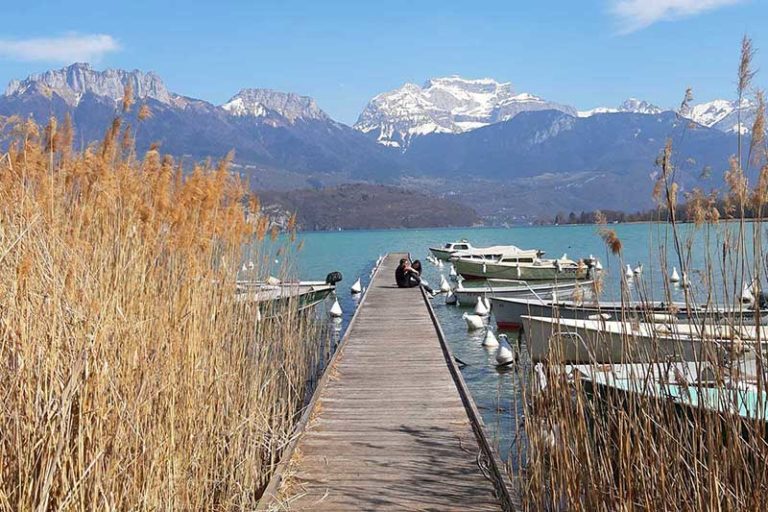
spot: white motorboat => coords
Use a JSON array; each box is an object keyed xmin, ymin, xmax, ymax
[
  {"xmin": 428, "ymin": 240, "xmax": 543, "ymax": 262},
  {"xmin": 454, "ymin": 254, "xmax": 590, "ymax": 281}
]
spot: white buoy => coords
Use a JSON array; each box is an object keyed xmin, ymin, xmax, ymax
[
  {"xmin": 474, "ymin": 296, "xmax": 489, "ymax": 316},
  {"xmin": 741, "ymin": 284, "xmax": 755, "ymax": 304},
  {"xmin": 437, "ymin": 259, "xmax": 444, "ymax": 268},
  {"xmin": 496, "ymin": 334, "xmax": 515, "ymax": 366},
  {"xmin": 248, "ymin": 260, "xmax": 255, "ymax": 270},
  {"xmin": 595, "ymin": 260, "xmax": 603, "ymax": 271},
  {"xmin": 445, "ymin": 291, "xmax": 458, "ymax": 305},
  {"xmin": 241, "ymin": 264, "xmax": 247, "ymax": 272},
  {"xmin": 462, "ymin": 312, "xmax": 485, "ymax": 330},
  {"xmin": 633, "ymin": 264, "xmax": 643, "ymax": 275},
  {"xmin": 329, "ymin": 298, "xmax": 343, "ymax": 318},
  {"xmin": 670, "ymin": 267, "xmax": 680, "ymax": 283},
  {"xmin": 482, "ymin": 327, "xmax": 499, "ymax": 348},
  {"xmin": 449, "ymin": 265, "xmax": 458, "ymax": 281},
  {"xmin": 625, "ymin": 264, "xmax": 633, "ymax": 278},
  {"xmin": 351, "ymin": 278, "xmax": 362, "ymax": 294},
  {"xmin": 440, "ymin": 276, "xmax": 451, "ymax": 293}
]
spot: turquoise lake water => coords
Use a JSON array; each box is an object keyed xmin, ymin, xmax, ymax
[{"xmin": 262, "ymin": 222, "xmax": 760, "ymax": 459}]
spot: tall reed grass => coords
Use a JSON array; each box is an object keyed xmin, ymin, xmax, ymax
[
  {"xmin": 515, "ymin": 36, "xmax": 768, "ymax": 511},
  {"xmin": 0, "ymin": 96, "xmax": 325, "ymax": 509}
]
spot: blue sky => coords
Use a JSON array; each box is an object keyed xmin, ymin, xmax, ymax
[{"xmin": 0, "ymin": 0, "xmax": 765, "ymax": 124}]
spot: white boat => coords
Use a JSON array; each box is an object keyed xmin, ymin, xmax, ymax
[
  {"xmin": 428, "ymin": 240, "xmax": 473, "ymax": 260},
  {"xmin": 454, "ymin": 254, "xmax": 590, "ymax": 281},
  {"xmin": 522, "ymin": 315, "xmax": 767, "ymax": 364},
  {"xmin": 428, "ymin": 240, "xmax": 543, "ymax": 262},
  {"xmin": 454, "ymin": 280, "xmax": 593, "ymax": 305},
  {"xmin": 493, "ymin": 296, "xmax": 765, "ymax": 330},
  {"xmin": 235, "ymin": 280, "xmax": 336, "ymax": 312}
]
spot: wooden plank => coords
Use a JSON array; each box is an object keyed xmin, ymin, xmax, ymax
[{"xmin": 257, "ymin": 253, "xmax": 514, "ymax": 511}]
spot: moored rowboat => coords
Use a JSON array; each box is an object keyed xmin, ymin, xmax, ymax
[
  {"xmin": 521, "ymin": 315, "xmax": 768, "ymax": 363},
  {"xmin": 455, "ymin": 280, "xmax": 593, "ymax": 306},
  {"xmin": 454, "ymin": 256, "xmax": 590, "ymax": 281},
  {"xmin": 493, "ymin": 296, "xmax": 765, "ymax": 330}
]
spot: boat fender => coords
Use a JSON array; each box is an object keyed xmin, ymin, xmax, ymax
[
  {"xmin": 650, "ymin": 313, "xmax": 677, "ymax": 324},
  {"xmin": 325, "ymin": 271, "xmax": 343, "ymax": 285}
]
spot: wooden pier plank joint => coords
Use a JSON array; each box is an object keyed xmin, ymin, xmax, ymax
[{"xmin": 258, "ymin": 252, "xmax": 515, "ymax": 511}]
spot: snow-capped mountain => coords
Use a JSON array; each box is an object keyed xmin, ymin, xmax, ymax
[
  {"xmin": 686, "ymin": 99, "xmax": 756, "ymax": 134},
  {"xmin": 354, "ymin": 76, "xmax": 576, "ymax": 148},
  {"xmin": 222, "ymin": 89, "xmax": 330, "ymax": 122},
  {"xmin": 4, "ymin": 62, "xmax": 177, "ymax": 107},
  {"xmin": 578, "ymin": 98, "xmax": 662, "ymax": 117}
]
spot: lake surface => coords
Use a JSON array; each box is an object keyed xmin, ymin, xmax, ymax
[{"xmin": 270, "ymin": 222, "xmax": 758, "ymax": 458}]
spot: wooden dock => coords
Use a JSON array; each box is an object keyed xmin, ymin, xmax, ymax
[{"xmin": 258, "ymin": 253, "xmax": 515, "ymax": 511}]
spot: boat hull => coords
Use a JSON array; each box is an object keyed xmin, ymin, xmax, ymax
[
  {"xmin": 455, "ymin": 280, "xmax": 591, "ymax": 308},
  {"xmin": 236, "ymin": 282, "xmax": 335, "ymax": 313},
  {"xmin": 429, "ymin": 247, "xmax": 455, "ymax": 261},
  {"xmin": 454, "ymin": 258, "xmax": 588, "ymax": 281},
  {"xmin": 522, "ymin": 315, "xmax": 731, "ymax": 364},
  {"xmin": 494, "ymin": 297, "xmax": 764, "ymax": 330}
]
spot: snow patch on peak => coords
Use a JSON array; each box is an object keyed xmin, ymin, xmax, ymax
[{"xmin": 221, "ymin": 97, "xmax": 269, "ymax": 118}]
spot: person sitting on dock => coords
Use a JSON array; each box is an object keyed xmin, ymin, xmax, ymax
[{"xmin": 396, "ymin": 258, "xmax": 436, "ymax": 296}]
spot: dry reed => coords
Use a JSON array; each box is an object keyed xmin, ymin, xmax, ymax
[{"xmin": 0, "ymin": 103, "xmax": 325, "ymax": 509}]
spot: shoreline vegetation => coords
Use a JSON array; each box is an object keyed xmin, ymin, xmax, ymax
[
  {"xmin": 513, "ymin": 35, "xmax": 768, "ymax": 510},
  {"xmin": 0, "ymin": 89, "xmax": 326, "ymax": 508}
]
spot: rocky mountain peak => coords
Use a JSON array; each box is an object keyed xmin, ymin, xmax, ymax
[
  {"xmin": 221, "ymin": 89, "xmax": 329, "ymax": 122},
  {"xmin": 3, "ymin": 62, "xmax": 174, "ymax": 106},
  {"xmin": 618, "ymin": 98, "xmax": 662, "ymax": 115}
]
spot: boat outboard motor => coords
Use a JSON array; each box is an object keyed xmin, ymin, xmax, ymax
[
  {"xmin": 758, "ymin": 291, "xmax": 768, "ymax": 310},
  {"xmin": 584, "ymin": 258, "xmax": 596, "ymax": 279},
  {"xmin": 325, "ymin": 271, "xmax": 343, "ymax": 286}
]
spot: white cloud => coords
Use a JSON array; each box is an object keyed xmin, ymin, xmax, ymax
[
  {"xmin": 611, "ymin": 0, "xmax": 746, "ymax": 33},
  {"xmin": 0, "ymin": 33, "xmax": 120, "ymax": 62}
]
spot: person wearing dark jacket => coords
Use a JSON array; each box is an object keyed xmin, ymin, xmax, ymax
[{"xmin": 395, "ymin": 258, "xmax": 436, "ymax": 296}]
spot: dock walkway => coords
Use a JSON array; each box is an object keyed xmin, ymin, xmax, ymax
[{"xmin": 258, "ymin": 253, "xmax": 514, "ymax": 511}]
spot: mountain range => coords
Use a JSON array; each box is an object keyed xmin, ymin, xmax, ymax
[
  {"xmin": 0, "ymin": 63, "xmax": 757, "ymax": 224},
  {"xmin": 355, "ymin": 76, "xmax": 755, "ymax": 149}
]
